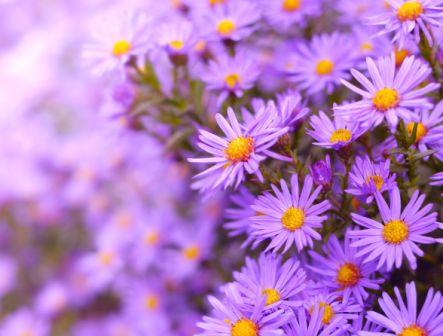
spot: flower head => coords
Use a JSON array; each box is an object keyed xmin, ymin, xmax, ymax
[
  {"xmin": 309, "ymin": 155, "xmax": 333, "ymax": 188},
  {"xmin": 250, "ymin": 174, "xmax": 331, "ymax": 253}
]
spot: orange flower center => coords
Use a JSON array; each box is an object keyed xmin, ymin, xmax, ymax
[
  {"xmin": 316, "ymin": 59, "xmax": 334, "ymax": 76},
  {"xmin": 383, "ymin": 219, "xmax": 409, "ymax": 244},
  {"xmin": 337, "ymin": 262, "xmax": 361, "ymax": 287},
  {"xmin": 397, "ymin": 1, "xmax": 423, "ymax": 22},
  {"xmin": 262, "ymin": 288, "xmax": 281, "ymax": 305},
  {"xmin": 373, "ymin": 88, "xmax": 400, "ymax": 112},
  {"xmin": 398, "ymin": 325, "xmax": 427, "ymax": 336},
  {"xmin": 366, "ymin": 175, "xmax": 384, "ymax": 191},
  {"xmin": 282, "ymin": 0, "xmax": 301, "ymax": 12}
]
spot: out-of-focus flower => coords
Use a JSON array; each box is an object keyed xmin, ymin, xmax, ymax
[
  {"xmin": 307, "ymin": 111, "xmax": 368, "ymax": 150},
  {"xmin": 335, "ymin": 54, "xmax": 440, "ymax": 128},
  {"xmin": 156, "ymin": 16, "xmax": 195, "ymax": 61},
  {"xmin": 250, "ymin": 174, "xmax": 331, "ymax": 253},
  {"xmin": 34, "ymin": 282, "xmax": 69, "ymax": 317},
  {"xmin": 0, "ymin": 308, "xmax": 50, "ymax": 336},
  {"xmin": 0, "ymin": 254, "xmax": 17, "ymax": 299},
  {"xmin": 363, "ymin": 282, "xmax": 443, "ymax": 336},
  {"xmin": 286, "ymin": 33, "xmax": 356, "ymax": 94},
  {"xmin": 369, "ymin": 0, "xmax": 443, "ymax": 47},
  {"xmin": 189, "ymin": 107, "xmax": 288, "ymax": 192},
  {"xmin": 309, "ymin": 232, "xmax": 383, "ymax": 306},
  {"xmin": 347, "ymin": 156, "xmax": 397, "ymax": 203},
  {"xmin": 350, "ymin": 187, "xmax": 440, "ymax": 270}
]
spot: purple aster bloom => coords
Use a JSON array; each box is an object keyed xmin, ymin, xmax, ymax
[
  {"xmin": 196, "ymin": 289, "xmax": 292, "ymax": 336},
  {"xmin": 336, "ymin": 0, "xmax": 387, "ymax": 25},
  {"xmin": 250, "ymin": 174, "xmax": 331, "ymax": 253},
  {"xmin": 199, "ymin": 50, "xmax": 261, "ymax": 106},
  {"xmin": 259, "ymin": 0, "xmax": 322, "ymax": 31},
  {"xmin": 403, "ymin": 100, "xmax": 443, "ymax": 161},
  {"xmin": 349, "ymin": 187, "xmax": 440, "ymax": 270},
  {"xmin": 351, "ymin": 27, "xmax": 392, "ymax": 61},
  {"xmin": 34, "ymin": 281, "xmax": 69, "ymax": 317},
  {"xmin": 189, "ymin": 107, "xmax": 288, "ymax": 193},
  {"xmin": 307, "ymin": 111, "xmax": 368, "ymax": 150},
  {"xmin": 233, "ymin": 252, "xmax": 307, "ymax": 310},
  {"xmin": 372, "ymin": 135, "xmax": 398, "ymax": 161},
  {"xmin": 156, "ymin": 16, "xmax": 195, "ymax": 59},
  {"xmin": 284, "ymin": 305, "xmax": 349, "ymax": 336},
  {"xmin": 362, "ymin": 282, "xmax": 443, "ymax": 336},
  {"xmin": 309, "ymin": 232, "xmax": 384, "ymax": 307},
  {"xmin": 286, "ymin": 33, "xmax": 356, "ymax": 95},
  {"xmin": 334, "ymin": 54, "xmax": 440, "ymax": 128},
  {"xmin": 309, "ymin": 155, "xmax": 332, "ymax": 188},
  {"xmin": 0, "ymin": 308, "xmax": 50, "ymax": 336},
  {"xmin": 369, "ymin": 0, "xmax": 443, "ymax": 47},
  {"xmin": 347, "ymin": 155, "xmax": 397, "ymax": 204},
  {"xmin": 274, "ymin": 89, "xmax": 310, "ymax": 130}
]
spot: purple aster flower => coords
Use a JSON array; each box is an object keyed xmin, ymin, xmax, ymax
[
  {"xmin": 274, "ymin": 89, "xmax": 310, "ymax": 130},
  {"xmin": 285, "ymin": 306, "xmax": 350, "ymax": 336},
  {"xmin": 260, "ymin": 0, "xmax": 322, "ymax": 31},
  {"xmin": 189, "ymin": 107, "xmax": 288, "ymax": 192},
  {"xmin": 369, "ymin": 0, "xmax": 443, "ymax": 47},
  {"xmin": 309, "ymin": 155, "xmax": 332, "ymax": 188},
  {"xmin": 349, "ymin": 187, "xmax": 440, "ymax": 270},
  {"xmin": 0, "ymin": 308, "xmax": 50, "ymax": 336},
  {"xmin": 196, "ymin": 290, "xmax": 292, "ymax": 336},
  {"xmin": 233, "ymin": 252, "xmax": 307, "ymax": 310},
  {"xmin": 403, "ymin": 100, "xmax": 443, "ymax": 161},
  {"xmin": 250, "ymin": 174, "xmax": 331, "ymax": 253},
  {"xmin": 309, "ymin": 232, "xmax": 384, "ymax": 307},
  {"xmin": 334, "ymin": 54, "xmax": 440, "ymax": 128},
  {"xmin": 362, "ymin": 282, "xmax": 443, "ymax": 336},
  {"xmin": 286, "ymin": 33, "xmax": 356, "ymax": 95},
  {"xmin": 199, "ymin": 50, "xmax": 261, "ymax": 106},
  {"xmin": 347, "ymin": 155, "xmax": 397, "ymax": 204},
  {"xmin": 336, "ymin": 0, "xmax": 387, "ymax": 25},
  {"xmin": 156, "ymin": 16, "xmax": 195, "ymax": 60},
  {"xmin": 307, "ymin": 111, "xmax": 368, "ymax": 150}
]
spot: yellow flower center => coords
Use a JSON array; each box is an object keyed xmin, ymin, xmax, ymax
[
  {"xmin": 112, "ymin": 40, "xmax": 132, "ymax": 57},
  {"xmin": 210, "ymin": 0, "xmax": 225, "ymax": 5},
  {"xmin": 337, "ymin": 263, "xmax": 361, "ymax": 287},
  {"xmin": 225, "ymin": 73, "xmax": 242, "ymax": 89},
  {"xmin": 183, "ymin": 246, "xmax": 200, "ymax": 260},
  {"xmin": 399, "ymin": 325, "xmax": 427, "ymax": 336},
  {"xmin": 116, "ymin": 211, "xmax": 133, "ymax": 228},
  {"xmin": 383, "ymin": 219, "xmax": 409, "ymax": 244},
  {"xmin": 231, "ymin": 318, "xmax": 258, "ymax": 336},
  {"xmin": 395, "ymin": 48, "xmax": 410, "ymax": 66},
  {"xmin": 169, "ymin": 40, "xmax": 184, "ymax": 51},
  {"xmin": 319, "ymin": 302, "xmax": 335, "ymax": 324},
  {"xmin": 145, "ymin": 294, "xmax": 159, "ymax": 310},
  {"xmin": 217, "ymin": 19, "xmax": 236, "ymax": 37},
  {"xmin": 225, "ymin": 136, "xmax": 254, "ymax": 163},
  {"xmin": 397, "ymin": 1, "xmax": 423, "ymax": 22},
  {"xmin": 316, "ymin": 59, "xmax": 334, "ymax": 76},
  {"xmin": 282, "ymin": 0, "xmax": 301, "ymax": 12},
  {"xmin": 144, "ymin": 231, "xmax": 159, "ymax": 245},
  {"xmin": 19, "ymin": 332, "xmax": 33, "ymax": 336},
  {"xmin": 406, "ymin": 122, "xmax": 427, "ymax": 142},
  {"xmin": 361, "ymin": 42, "xmax": 374, "ymax": 52},
  {"xmin": 281, "ymin": 207, "xmax": 305, "ymax": 231},
  {"xmin": 262, "ymin": 288, "xmax": 281, "ymax": 305},
  {"xmin": 330, "ymin": 128, "xmax": 352, "ymax": 143},
  {"xmin": 99, "ymin": 251, "xmax": 114, "ymax": 266},
  {"xmin": 366, "ymin": 175, "xmax": 384, "ymax": 191},
  {"xmin": 373, "ymin": 88, "xmax": 400, "ymax": 112}
]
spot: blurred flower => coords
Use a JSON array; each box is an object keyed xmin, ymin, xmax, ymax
[{"xmin": 309, "ymin": 155, "xmax": 332, "ymax": 188}]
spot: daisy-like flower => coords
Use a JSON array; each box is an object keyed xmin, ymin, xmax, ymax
[
  {"xmin": 199, "ymin": 50, "xmax": 261, "ymax": 105},
  {"xmin": 334, "ymin": 54, "xmax": 440, "ymax": 128},
  {"xmin": 249, "ymin": 174, "xmax": 331, "ymax": 253},
  {"xmin": 309, "ymin": 232, "xmax": 384, "ymax": 307},
  {"xmin": 196, "ymin": 290, "xmax": 292, "ymax": 336},
  {"xmin": 347, "ymin": 155, "xmax": 397, "ymax": 204},
  {"xmin": 336, "ymin": 0, "xmax": 387, "ymax": 25},
  {"xmin": 361, "ymin": 282, "xmax": 443, "ymax": 336},
  {"xmin": 82, "ymin": 9, "xmax": 152, "ymax": 76},
  {"xmin": 156, "ymin": 16, "xmax": 195, "ymax": 60},
  {"xmin": 284, "ymin": 305, "xmax": 349, "ymax": 336},
  {"xmin": 349, "ymin": 187, "xmax": 440, "ymax": 270},
  {"xmin": 259, "ymin": 0, "xmax": 322, "ymax": 31},
  {"xmin": 286, "ymin": 33, "xmax": 356, "ymax": 94},
  {"xmin": 189, "ymin": 107, "xmax": 288, "ymax": 193},
  {"xmin": 307, "ymin": 111, "xmax": 368, "ymax": 150},
  {"xmin": 403, "ymin": 100, "xmax": 443, "ymax": 161},
  {"xmin": 233, "ymin": 253, "xmax": 307, "ymax": 309},
  {"xmin": 369, "ymin": 0, "xmax": 443, "ymax": 47}
]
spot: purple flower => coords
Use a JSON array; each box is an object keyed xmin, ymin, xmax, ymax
[
  {"xmin": 250, "ymin": 174, "xmax": 331, "ymax": 253},
  {"xmin": 347, "ymin": 155, "xmax": 397, "ymax": 203},
  {"xmin": 274, "ymin": 89, "xmax": 310, "ymax": 130},
  {"xmin": 189, "ymin": 107, "xmax": 288, "ymax": 192},
  {"xmin": 286, "ymin": 33, "xmax": 356, "ymax": 94},
  {"xmin": 369, "ymin": 0, "xmax": 443, "ymax": 47},
  {"xmin": 307, "ymin": 111, "xmax": 368, "ymax": 150},
  {"xmin": 334, "ymin": 54, "xmax": 440, "ymax": 128},
  {"xmin": 362, "ymin": 282, "xmax": 443, "ymax": 336},
  {"xmin": 349, "ymin": 187, "xmax": 440, "ymax": 270},
  {"xmin": 309, "ymin": 155, "xmax": 332, "ymax": 188},
  {"xmin": 309, "ymin": 232, "xmax": 384, "ymax": 306},
  {"xmin": 0, "ymin": 308, "xmax": 50, "ymax": 336},
  {"xmin": 233, "ymin": 252, "xmax": 307, "ymax": 310},
  {"xmin": 156, "ymin": 16, "xmax": 195, "ymax": 58}
]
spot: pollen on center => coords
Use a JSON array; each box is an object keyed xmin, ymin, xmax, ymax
[
  {"xmin": 183, "ymin": 245, "xmax": 200, "ymax": 260},
  {"xmin": 319, "ymin": 302, "xmax": 335, "ymax": 324},
  {"xmin": 225, "ymin": 136, "xmax": 254, "ymax": 163},
  {"xmin": 225, "ymin": 73, "xmax": 241, "ymax": 89},
  {"xmin": 373, "ymin": 87, "xmax": 400, "ymax": 112},
  {"xmin": 406, "ymin": 122, "xmax": 427, "ymax": 143},
  {"xmin": 337, "ymin": 262, "xmax": 361, "ymax": 287},
  {"xmin": 316, "ymin": 59, "xmax": 334, "ymax": 76},
  {"xmin": 330, "ymin": 128, "xmax": 352, "ymax": 144},
  {"xmin": 383, "ymin": 219, "xmax": 409, "ymax": 244},
  {"xmin": 169, "ymin": 40, "xmax": 184, "ymax": 51},
  {"xmin": 282, "ymin": 0, "xmax": 301, "ymax": 12},
  {"xmin": 399, "ymin": 324, "xmax": 427, "ymax": 336},
  {"xmin": 231, "ymin": 318, "xmax": 258, "ymax": 336},
  {"xmin": 397, "ymin": 1, "xmax": 423, "ymax": 22},
  {"xmin": 281, "ymin": 207, "xmax": 305, "ymax": 231},
  {"xmin": 217, "ymin": 18, "xmax": 236, "ymax": 37},
  {"xmin": 112, "ymin": 39, "xmax": 132, "ymax": 57},
  {"xmin": 366, "ymin": 174, "xmax": 384, "ymax": 191},
  {"xmin": 262, "ymin": 288, "xmax": 281, "ymax": 306}
]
